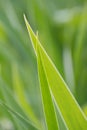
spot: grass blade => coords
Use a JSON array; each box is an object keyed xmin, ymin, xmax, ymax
[
  {"xmin": 0, "ymin": 100, "xmax": 38, "ymax": 130},
  {"xmin": 83, "ymin": 105, "xmax": 87, "ymax": 117},
  {"xmin": 74, "ymin": 5, "xmax": 87, "ymax": 75},
  {"xmin": 37, "ymin": 42, "xmax": 59, "ymax": 130},
  {"xmin": 24, "ymin": 15, "xmax": 87, "ymax": 130},
  {"xmin": 12, "ymin": 63, "xmax": 42, "ymax": 130},
  {"xmin": 0, "ymin": 77, "xmax": 39, "ymax": 129}
]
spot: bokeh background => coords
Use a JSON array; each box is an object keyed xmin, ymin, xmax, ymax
[{"xmin": 0, "ymin": 0, "xmax": 87, "ymax": 129}]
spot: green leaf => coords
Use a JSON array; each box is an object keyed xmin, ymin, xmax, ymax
[
  {"xmin": 12, "ymin": 63, "xmax": 42, "ymax": 130},
  {"xmin": 83, "ymin": 105, "xmax": 87, "ymax": 117},
  {"xmin": 0, "ymin": 77, "xmax": 38, "ymax": 130},
  {"xmin": 37, "ymin": 42, "xmax": 59, "ymax": 130},
  {"xmin": 74, "ymin": 5, "xmax": 87, "ymax": 74},
  {"xmin": 0, "ymin": 100, "xmax": 38, "ymax": 130},
  {"xmin": 24, "ymin": 15, "xmax": 87, "ymax": 130},
  {"xmin": 24, "ymin": 15, "xmax": 59, "ymax": 130}
]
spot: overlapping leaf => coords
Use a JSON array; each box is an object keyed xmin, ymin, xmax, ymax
[
  {"xmin": 0, "ymin": 99, "xmax": 38, "ymax": 130},
  {"xmin": 24, "ymin": 15, "xmax": 87, "ymax": 130},
  {"xmin": 12, "ymin": 64, "xmax": 42, "ymax": 130},
  {"xmin": 0, "ymin": 77, "xmax": 38, "ymax": 130},
  {"xmin": 37, "ymin": 42, "xmax": 59, "ymax": 130}
]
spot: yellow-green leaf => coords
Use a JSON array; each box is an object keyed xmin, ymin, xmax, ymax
[
  {"xmin": 37, "ymin": 43, "xmax": 59, "ymax": 130},
  {"xmin": 24, "ymin": 15, "xmax": 87, "ymax": 130}
]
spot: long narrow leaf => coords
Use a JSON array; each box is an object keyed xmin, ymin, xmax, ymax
[
  {"xmin": 24, "ymin": 15, "xmax": 87, "ymax": 130},
  {"xmin": 0, "ymin": 77, "xmax": 38, "ymax": 129},
  {"xmin": 37, "ymin": 42, "xmax": 59, "ymax": 130},
  {"xmin": 12, "ymin": 63, "xmax": 42, "ymax": 130},
  {"xmin": 0, "ymin": 100, "xmax": 38, "ymax": 130}
]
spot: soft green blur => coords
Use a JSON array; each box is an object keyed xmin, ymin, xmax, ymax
[{"xmin": 0, "ymin": 0, "xmax": 87, "ymax": 129}]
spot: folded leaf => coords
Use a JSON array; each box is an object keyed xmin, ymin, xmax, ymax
[
  {"xmin": 24, "ymin": 15, "xmax": 87, "ymax": 130},
  {"xmin": 37, "ymin": 42, "xmax": 59, "ymax": 130}
]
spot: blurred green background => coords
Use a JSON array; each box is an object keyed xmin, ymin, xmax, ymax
[{"xmin": 0, "ymin": 0, "xmax": 87, "ymax": 129}]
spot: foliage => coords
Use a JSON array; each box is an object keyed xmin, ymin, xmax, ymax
[{"xmin": 0, "ymin": 0, "xmax": 87, "ymax": 129}]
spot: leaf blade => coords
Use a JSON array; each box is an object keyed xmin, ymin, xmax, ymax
[
  {"xmin": 12, "ymin": 63, "xmax": 42, "ymax": 129},
  {"xmin": 24, "ymin": 16, "xmax": 87, "ymax": 130},
  {"xmin": 0, "ymin": 100, "xmax": 38, "ymax": 130},
  {"xmin": 37, "ymin": 43, "xmax": 59, "ymax": 130},
  {"xmin": 39, "ymin": 46, "xmax": 87, "ymax": 129}
]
